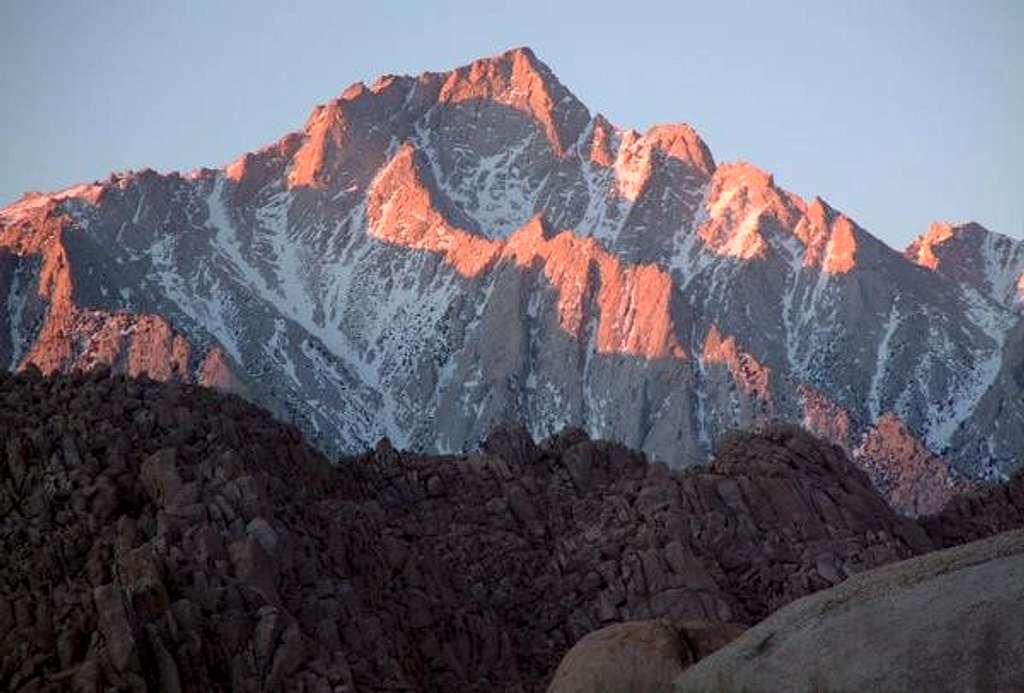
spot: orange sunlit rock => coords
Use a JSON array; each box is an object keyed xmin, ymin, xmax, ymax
[
  {"xmin": 287, "ymin": 101, "xmax": 348, "ymax": 190},
  {"xmin": 0, "ymin": 184, "xmax": 105, "ymax": 229},
  {"xmin": 438, "ymin": 47, "xmax": 573, "ymax": 155},
  {"xmin": 225, "ymin": 134, "xmax": 304, "ymax": 196},
  {"xmin": 504, "ymin": 218, "xmax": 594, "ymax": 335},
  {"xmin": 0, "ymin": 194, "xmax": 208, "ymax": 383},
  {"xmin": 225, "ymin": 155, "xmax": 249, "ymax": 182},
  {"xmin": 367, "ymin": 144, "xmax": 687, "ymax": 361},
  {"xmin": 602, "ymin": 123, "xmax": 715, "ymax": 203},
  {"xmin": 126, "ymin": 316, "xmax": 192, "ymax": 381},
  {"xmin": 823, "ymin": 215, "xmax": 858, "ymax": 274},
  {"xmin": 696, "ymin": 162, "xmax": 787, "ymax": 261},
  {"xmin": 610, "ymin": 129, "xmax": 650, "ymax": 201},
  {"xmin": 793, "ymin": 197, "xmax": 860, "ymax": 274},
  {"xmin": 504, "ymin": 218, "xmax": 686, "ymax": 359},
  {"xmin": 588, "ymin": 115, "xmax": 616, "ymax": 168},
  {"xmin": 643, "ymin": 123, "xmax": 716, "ymax": 177},
  {"xmin": 855, "ymin": 412, "xmax": 973, "ymax": 516},
  {"xmin": 594, "ymin": 254, "xmax": 685, "ymax": 359},
  {"xmin": 795, "ymin": 197, "xmax": 830, "ymax": 267},
  {"xmin": 702, "ymin": 325, "xmax": 772, "ymax": 402},
  {"xmin": 697, "ymin": 164, "xmax": 859, "ymax": 273},
  {"xmin": 909, "ymin": 222, "xmax": 956, "ymax": 271},
  {"xmin": 366, "ymin": 143, "xmax": 502, "ymax": 277},
  {"xmin": 798, "ymin": 383, "xmax": 851, "ymax": 449},
  {"xmin": 199, "ymin": 346, "xmax": 248, "ymax": 396}
]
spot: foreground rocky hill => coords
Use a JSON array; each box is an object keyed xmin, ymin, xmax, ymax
[
  {"xmin": 674, "ymin": 529, "xmax": 1024, "ymax": 692},
  {"xmin": 548, "ymin": 530, "xmax": 1024, "ymax": 693},
  {"xmin": 1, "ymin": 47, "xmax": 1021, "ymax": 497},
  {"xmin": 2, "ymin": 372, "xmax": 1022, "ymax": 692}
]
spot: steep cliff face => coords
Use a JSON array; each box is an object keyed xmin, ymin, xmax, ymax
[
  {"xmin": 0, "ymin": 191, "xmax": 241, "ymax": 394},
  {"xmin": 0, "ymin": 47, "xmax": 1020, "ymax": 489}
]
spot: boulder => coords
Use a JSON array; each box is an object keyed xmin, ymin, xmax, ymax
[
  {"xmin": 547, "ymin": 620, "xmax": 745, "ymax": 693},
  {"xmin": 140, "ymin": 448, "xmax": 183, "ymax": 508},
  {"xmin": 675, "ymin": 529, "xmax": 1024, "ymax": 692}
]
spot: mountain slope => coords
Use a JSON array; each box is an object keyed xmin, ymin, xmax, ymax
[{"xmin": 1, "ymin": 47, "xmax": 1020, "ymax": 487}]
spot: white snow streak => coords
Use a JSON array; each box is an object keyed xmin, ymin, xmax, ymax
[{"xmin": 867, "ymin": 302, "xmax": 900, "ymax": 420}]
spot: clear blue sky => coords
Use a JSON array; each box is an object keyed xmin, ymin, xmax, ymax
[{"xmin": 1, "ymin": 1, "xmax": 1020, "ymax": 247}]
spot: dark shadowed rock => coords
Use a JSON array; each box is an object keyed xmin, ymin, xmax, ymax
[
  {"xmin": 919, "ymin": 466, "xmax": 1024, "ymax": 547},
  {"xmin": 483, "ymin": 422, "xmax": 541, "ymax": 466},
  {"xmin": 0, "ymin": 373, "xmax": 1020, "ymax": 692},
  {"xmin": 140, "ymin": 447, "xmax": 183, "ymax": 508}
]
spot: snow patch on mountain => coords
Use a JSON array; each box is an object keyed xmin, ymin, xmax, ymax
[
  {"xmin": 1, "ymin": 46, "xmax": 1021, "ymax": 484},
  {"xmin": 868, "ymin": 302, "xmax": 901, "ymax": 420}
]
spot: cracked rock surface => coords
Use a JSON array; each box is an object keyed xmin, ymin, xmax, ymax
[{"xmin": 1, "ymin": 370, "xmax": 1021, "ymax": 692}]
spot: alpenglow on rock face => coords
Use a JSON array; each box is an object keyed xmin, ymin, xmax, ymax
[{"xmin": 0, "ymin": 47, "xmax": 1021, "ymax": 485}]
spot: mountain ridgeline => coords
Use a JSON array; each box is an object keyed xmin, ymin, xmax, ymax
[{"xmin": 1, "ymin": 47, "xmax": 1022, "ymax": 509}]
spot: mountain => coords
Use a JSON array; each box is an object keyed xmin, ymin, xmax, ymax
[
  {"xmin": 1, "ymin": 47, "xmax": 1021, "ymax": 495},
  {"xmin": 2, "ymin": 370, "xmax": 1021, "ymax": 691},
  {"xmin": 906, "ymin": 221, "xmax": 1024, "ymax": 312}
]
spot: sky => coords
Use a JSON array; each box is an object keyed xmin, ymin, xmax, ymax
[{"xmin": 1, "ymin": 1, "xmax": 1020, "ymax": 248}]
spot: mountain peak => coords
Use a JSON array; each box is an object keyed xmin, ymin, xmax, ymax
[
  {"xmin": 696, "ymin": 161, "xmax": 792, "ymax": 261},
  {"xmin": 908, "ymin": 221, "xmax": 957, "ymax": 270},
  {"xmin": 906, "ymin": 220, "xmax": 1024, "ymax": 309},
  {"xmin": 475, "ymin": 45, "xmax": 545, "ymax": 75},
  {"xmin": 712, "ymin": 161, "xmax": 779, "ymax": 196},
  {"xmin": 586, "ymin": 113, "xmax": 616, "ymax": 166},
  {"xmin": 286, "ymin": 100, "xmax": 349, "ymax": 189},
  {"xmin": 696, "ymin": 163, "xmax": 864, "ymax": 273},
  {"xmin": 642, "ymin": 123, "xmax": 715, "ymax": 177},
  {"xmin": 906, "ymin": 221, "xmax": 997, "ymax": 270},
  {"xmin": 275, "ymin": 47, "xmax": 590, "ymax": 190},
  {"xmin": 5, "ymin": 46, "xmax": 1019, "ymax": 493},
  {"xmin": 436, "ymin": 47, "xmax": 590, "ymax": 155}
]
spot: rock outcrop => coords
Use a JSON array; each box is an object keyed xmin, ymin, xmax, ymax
[
  {"xmin": 3, "ymin": 372, "xmax": 1023, "ymax": 691},
  {"xmin": 545, "ymin": 620, "xmax": 745, "ymax": 693},
  {"xmin": 674, "ymin": 529, "xmax": 1024, "ymax": 693},
  {"xmin": 919, "ymin": 465, "xmax": 1024, "ymax": 548}
]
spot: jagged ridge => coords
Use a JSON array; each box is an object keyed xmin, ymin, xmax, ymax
[{"xmin": 1, "ymin": 46, "xmax": 1021, "ymax": 499}]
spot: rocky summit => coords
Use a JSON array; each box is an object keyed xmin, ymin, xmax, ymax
[
  {"xmin": 1, "ymin": 48, "xmax": 1022, "ymax": 507},
  {"xmin": 1, "ymin": 371, "xmax": 1023, "ymax": 692}
]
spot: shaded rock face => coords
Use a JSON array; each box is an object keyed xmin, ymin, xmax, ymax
[
  {"xmin": 0, "ymin": 370, "xmax": 338, "ymax": 693},
  {"xmin": 3, "ymin": 373, "xmax": 1022, "ymax": 692},
  {"xmin": 675, "ymin": 529, "xmax": 1024, "ymax": 693},
  {"xmin": 0, "ymin": 48, "xmax": 1021, "ymax": 499},
  {"xmin": 919, "ymin": 465, "xmax": 1024, "ymax": 548}
]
